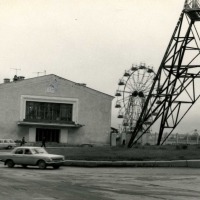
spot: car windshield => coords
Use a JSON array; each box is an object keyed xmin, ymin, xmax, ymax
[{"xmin": 31, "ymin": 148, "xmax": 48, "ymax": 154}]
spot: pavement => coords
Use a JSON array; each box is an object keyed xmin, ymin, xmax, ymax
[{"xmin": 64, "ymin": 159, "xmax": 200, "ymax": 168}]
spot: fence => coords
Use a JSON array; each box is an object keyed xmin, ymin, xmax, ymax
[{"xmin": 148, "ymin": 132, "xmax": 200, "ymax": 145}]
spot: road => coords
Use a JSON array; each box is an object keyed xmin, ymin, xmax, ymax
[{"xmin": 0, "ymin": 164, "xmax": 200, "ymax": 200}]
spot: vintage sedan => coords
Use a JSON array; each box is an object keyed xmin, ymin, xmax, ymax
[
  {"xmin": 0, "ymin": 146, "xmax": 65, "ymax": 169},
  {"xmin": 0, "ymin": 139, "xmax": 17, "ymax": 149}
]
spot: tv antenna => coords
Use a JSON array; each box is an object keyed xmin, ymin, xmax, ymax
[
  {"xmin": 10, "ymin": 68, "xmax": 21, "ymax": 75},
  {"xmin": 34, "ymin": 70, "xmax": 46, "ymax": 77}
]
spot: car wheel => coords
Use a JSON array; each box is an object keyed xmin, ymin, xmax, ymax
[
  {"xmin": 53, "ymin": 165, "xmax": 60, "ymax": 169},
  {"xmin": 6, "ymin": 160, "xmax": 15, "ymax": 168},
  {"xmin": 38, "ymin": 160, "xmax": 46, "ymax": 169},
  {"xmin": 7, "ymin": 146, "xmax": 12, "ymax": 149}
]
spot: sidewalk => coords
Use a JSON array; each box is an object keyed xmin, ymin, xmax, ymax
[{"xmin": 64, "ymin": 159, "xmax": 200, "ymax": 168}]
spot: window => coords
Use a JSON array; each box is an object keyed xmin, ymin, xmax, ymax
[
  {"xmin": 15, "ymin": 149, "xmax": 23, "ymax": 154},
  {"xmin": 25, "ymin": 101, "xmax": 73, "ymax": 123},
  {"xmin": 24, "ymin": 149, "xmax": 32, "ymax": 154}
]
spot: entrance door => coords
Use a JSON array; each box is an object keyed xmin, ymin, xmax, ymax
[{"xmin": 36, "ymin": 128, "xmax": 60, "ymax": 143}]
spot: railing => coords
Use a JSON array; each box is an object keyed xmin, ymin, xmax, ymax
[
  {"xmin": 148, "ymin": 133, "xmax": 200, "ymax": 145},
  {"xmin": 184, "ymin": 0, "xmax": 200, "ymax": 9}
]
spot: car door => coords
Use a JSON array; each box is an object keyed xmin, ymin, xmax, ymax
[
  {"xmin": 23, "ymin": 148, "xmax": 35, "ymax": 165},
  {"xmin": 3, "ymin": 140, "xmax": 8, "ymax": 148},
  {"xmin": 12, "ymin": 148, "xmax": 24, "ymax": 164},
  {"xmin": 0, "ymin": 140, "xmax": 3, "ymax": 149}
]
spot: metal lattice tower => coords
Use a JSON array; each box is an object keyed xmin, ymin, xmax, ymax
[{"xmin": 128, "ymin": 0, "xmax": 200, "ymax": 147}]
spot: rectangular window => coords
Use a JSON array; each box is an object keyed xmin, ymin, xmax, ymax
[{"xmin": 25, "ymin": 101, "xmax": 73, "ymax": 123}]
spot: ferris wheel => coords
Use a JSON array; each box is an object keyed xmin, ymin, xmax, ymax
[{"xmin": 115, "ymin": 63, "xmax": 156, "ymax": 135}]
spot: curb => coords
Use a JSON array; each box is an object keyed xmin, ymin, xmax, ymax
[{"xmin": 63, "ymin": 160, "xmax": 200, "ymax": 168}]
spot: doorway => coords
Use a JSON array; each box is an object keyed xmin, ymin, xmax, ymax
[{"xmin": 36, "ymin": 128, "xmax": 60, "ymax": 143}]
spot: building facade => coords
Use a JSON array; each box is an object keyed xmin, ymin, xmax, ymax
[{"xmin": 0, "ymin": 75, "xmax": 113, "ymax": 145}]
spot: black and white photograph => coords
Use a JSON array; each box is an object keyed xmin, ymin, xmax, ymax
[{"xmin": 0, "ymin": 0, "xmax": 200, "ymax": 199}]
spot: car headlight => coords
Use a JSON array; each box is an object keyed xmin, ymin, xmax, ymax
[{"xmin": 46, "ymin": 158, "xmax": 52, "ymax": 162}]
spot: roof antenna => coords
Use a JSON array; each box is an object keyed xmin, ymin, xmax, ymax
[
  {"xmin": 33, "ymin": 70, "xmax": 46, "ymax": 77},
  {"xmin": 10, "ymin": 68, "xmax": 21, "ymax": 75}
]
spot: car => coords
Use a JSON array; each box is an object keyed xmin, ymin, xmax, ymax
[
  {"xmin": 0, "ymin": 146, "xmax": 65, "ymax": 169},
  {"xmin": 0, "ymin": 139, "xmax": 17, "ymax": 149}
]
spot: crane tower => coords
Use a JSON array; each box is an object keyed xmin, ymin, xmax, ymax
[{"xmin": 128, "ymin": 0, "xmax": 200, "ymax": 147}]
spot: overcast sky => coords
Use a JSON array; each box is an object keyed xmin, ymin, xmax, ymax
[{"xmin": 0, "ymin": 0, "xmax": 199, "ymax": 134}]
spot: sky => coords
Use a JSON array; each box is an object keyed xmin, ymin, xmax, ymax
[{"xmin": 0, "ymin": 0, "xmax": 199, "ymax": 134}]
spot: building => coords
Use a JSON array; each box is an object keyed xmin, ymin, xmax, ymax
[{"xmin": 0, "ymin": 74, "xmax": 113, "ymax": 145}]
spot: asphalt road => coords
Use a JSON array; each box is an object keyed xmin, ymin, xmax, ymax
[{"xmin": 0, "ymin": 164, "xmax": 200, "ymax": 200}]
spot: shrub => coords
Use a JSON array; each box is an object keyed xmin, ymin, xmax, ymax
[
  {"xmin": 176, "ymin": 144, "xmax": 188, "ymax": 150},
  {"xmin": 182, "ymin": 144, "xmax": 188, "ymax": 149}
]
